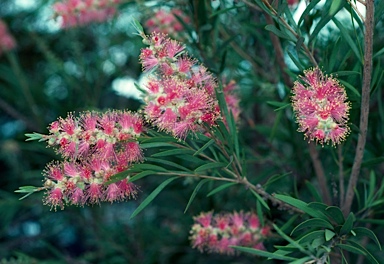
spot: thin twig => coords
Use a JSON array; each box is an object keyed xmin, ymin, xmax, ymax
[{"xmin": 342, "ymin": 0, "xmax": 374, "ymax": 216}]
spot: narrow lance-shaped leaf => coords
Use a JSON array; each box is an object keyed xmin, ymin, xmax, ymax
[
  {"xmin": 291, "ymin": 218, "xmax": 334, "ymax": 235},
  {"xmin": 194, "ymin": 139, "xmax": 215, "ymax": 156},
  {"xmin": 274, "ymin": 194, "xmax": 328, "ymax": 220},
  {"xmin": 130, "ymin": 177, "xmax": 179, "ymax": 219},
  {"xmin": 207, "ymin": 182, "xmax": 237, "ymax": 197},
  {"xmin": 231, "ymin": 246, "xmax": 297, "ymax": 261},
  {"xmin": 184, "ymin": 179, "xmax": 211, "ymax": 213}
]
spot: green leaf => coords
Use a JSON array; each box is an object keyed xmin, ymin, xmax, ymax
[
  {"xmin": 334, "ymin": 71, "xmax": 361, "ymax": 77},
  {"xmin": 207, "ymin": 182, "xmax": 237, "ymax": 197},
  {"xmin": 346, "ymin": 241, "xmax": 380, "ymax": 264},
  {"xmin": 184, "ymin": 179, "xmax": 211, "ymax": 213},
  {"xmin": 130, "ymin": 164, "xmax": 168, "ymax": 172},
  {"xmin": 336, "ymin": 243, "xmax": 366, "ymax": 255},
  {"xmin": 193, "ymin": 139, "xmax": 215, "ymax": 156},
  {"xmin": 329, "ymin": 0, "xmax": 344, "ymax": 16},
  {"xmin": 209, "ymin": 5, "xmax": 241, "ymax": 18},
  {"xmin": 14, "ymin": 186, "xmax": 39, "ymax": 193},
  {"xmin": 298, "ymin": 0, "xmax": 322, "ymax": 26},
  {"xmin": 289, "ymin": 257, "xmax": 313, "ymax": 264},
  {"xmin": 332, "ymin": 18, "xmax": 362, "ymax": 63},
  {"xmin": 287, "ymin": 51, "xmax": 304, "ymax": 72},
  {"xmin": 264, "ymin": 172, "xmax": 292, "ymax": 189},
  {"xmin": 353, "ymin": 227, "xmax": 382, "ymax": 250},
  {"xmin": 325, "ymin": 229, "xmax": 336, "ymax": 241},
  {"xmin": 265, "ymin": 25, "xmax": 295, "ymax": 41},
  {"xmin": 106, "ymin": 170, "xmax": 130, "ymax": 184},
  {"xmin": 266, "ymin": 101, "xmax": 290, "ymax": 111},
  {"xmin": 325, "ymin": 206, "xmax": 345, "ymax": 225},
  {"xmin": 340, "ymin": 212, "xmax": 355, "ymax": 235},
  {"xmin": 298, "ymin": 230, "xmax": 325, "ymax": 245},
  {"xmin": 366, "ymin": 171, "xmax": 376, "ymax": 204},
  {"xmin": 339, "ymin": 79, "xmax": 361, "ymax": 97},
  {"xmin": 250, "ymin": 189, "xmax": 270, "ymax": 210},
  {"xmin": 130, "ymin": 177, "xmax": 178, "ymax": 219},
  {"xmin": 131, "ymin": 18, "xmax": 144, "ymax": 34},
  {"xmin": 305, "ymin": 181, "xmax": 322, "ymax": 202},
  {"xmin": 194, "ymin": 162, "xmax": 227, "ymax": 173},
  {"xmin": 140, "ymin": 142, "xmax": 175, "ymax": 149},
  {"xmin": 128, "ymin": 171, "xmax": 155, "ymax": 183},
  {"xmin": 273, "ymin": 224, "xmax": 309, "ymax": 254},
  {"xmin": 231, "ymin": 246, "xmax": 297, "ymax": 261},
  {"xmin": 145, "ymin": 157, "xmax": 190, "ymax": 172},
  {"xmin": 25, "ymin": 133, "xmax": 45, "ymax": 142},
  {"xmin": 291, "ymin": 218, "xmax": 334, "ymax": 235},
  {"xmin": 151, "ymin": 149, "xmax": 193, "ymax": 157},
  {"xmin": 274, "ymin": 194, "xmax": 328, "ymax": 220},
  {"xmin": 309, "ymin": 13, "xmax": 334, "ymax": 44}
]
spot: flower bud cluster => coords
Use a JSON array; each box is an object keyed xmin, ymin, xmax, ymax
[
  {"xmin": 52, "ymin": 0, "xmax": 120, "ymax": 28},
  {"xmin": 190, "ymin": 211, "xmax": 269, "ymax": 255},
  {"xmin": 0, "ymin": 20, "xmax": 16, "ymax": 55},
  {"xmin": 291, "ymin": 67, "xmax": 350, "ymax": 145},
  {"xmin": 42, "ymin": 110, "xmax": 144, "ymax": 210},
  {"xmin": 140, "ymin": 32, "xmax": 220, "ymax": 139},
  {"xmin": 145, "ymin": 9, "xmax": 190, "ymax": 38}
]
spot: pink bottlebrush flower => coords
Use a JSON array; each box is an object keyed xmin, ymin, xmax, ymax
[
  {"xmin": 103, "ymin": 183, "xmax": 122, "ymax": 203},
  {"xmin": 117, "ymin": 179, "xmax": 138, "ymax": 199},
  {"xmin": 44, "ymin": 162, "xmax": 65, "ymax": 181},
  {"xmin": 194, "ymin": 211, "xmax": 213, "ymax": 228},
  {"xmin": 52, "ymin": 0, "xmax": 120, "ymax": 28},
  {"xmin": 144, "ymin": 8, "xmax": 190, "ymax": 38},
  {"xmin": 291, "ymin": 67, "xmax": 350, "ymax": 145},
  {"xmin": 41, "ymin": 110, "xmax": 144, "ymax": 209},
  {"xmin": 140, "ymin": 33, "xmax": 220, "ymax": 139},
  {"xmin": 44, "ymin": 187, "xmax": 64, "ymax": 210},
  {"xmin": 86, "ymin": 182, "xmax": 103, "ymax": 204},
  {"xmin": 67, "ymin": 186, "xmax": 85, "ymax": 206},
  {"xmin": 190, "ymin": 211, "xmax": 269, "ymax": 255},
  {"xmin": 0, "ymin": 20, "xmax": 16, "ymax": 55}
]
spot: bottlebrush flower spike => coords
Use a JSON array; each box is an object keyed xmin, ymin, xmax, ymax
[
  {"xmin": 41, "ymin": 110, "xmax": 143, "ymax": 210},
  {"xmin": 139, "ymin": 32, "xmax": 220, "ymax": 139},
  {"xmin": 52, "ymin": 0, "xmax": 120, "ymax": 28},
  {"xmin": 144, "ymin": 9, "xmax": 190, "ymax": 38},
  {"xmin": 291, "ymin": 67, "xmax": 350, "ymax": 146},
  {"xmin": 190, "ymin": 211, "xmax": 269, "ymax": 255}
]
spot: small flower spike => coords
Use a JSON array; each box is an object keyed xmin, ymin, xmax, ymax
[
  {"xmin": 190, "ymin": 211, "xmax": 269, "ymax": 255},
  {"xmin": 140, "ymin": 32, "xmax": 220, "ymax": 139},
  {"xmin": 291, "ymin": 67, "xmax": 350, "ymax": 146},
  {"xmin": 42, "ymin": 110, "xmax": 143, "ymax": 210}
]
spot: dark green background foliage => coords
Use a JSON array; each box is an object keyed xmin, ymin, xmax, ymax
[{"xmin": 1, "ymin": 0, "xmax": 384, "ymax": 263}]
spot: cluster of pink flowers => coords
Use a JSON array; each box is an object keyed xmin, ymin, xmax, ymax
[
  {"xmin": 0, "ymin": 20, "xmax": 16, "ymax": 55},
  {"xmin": 52, "ymin": 0, "xmax": 120, "ymax": 28},
  {"xmin": 291, "ymin": 67, "xmax": 350, "ymax": 145},
  {"xmin": 42, "ymin": 110, "xmax": 144, "ymax": 210},
  {"xmin": 145, "ymin": 9, "xmax": 190, "ymax": 37},
  {"xmin": 190, "ymin": 211, "xmax": 269, "ymax": 255},
  {"xmin": 140, "ymin": 32, "xmax": 220, "ymax": 139}
]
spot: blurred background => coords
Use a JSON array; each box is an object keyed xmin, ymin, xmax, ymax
[{"xmin": 1, "ymin": 0, "xmax": 384, "ymax": 263}]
